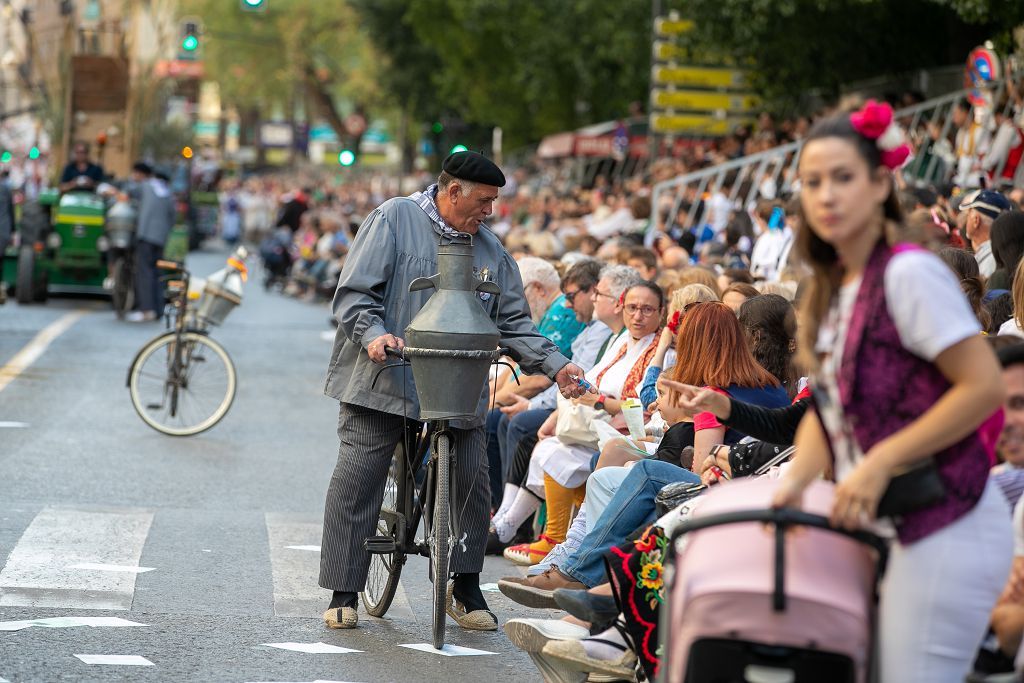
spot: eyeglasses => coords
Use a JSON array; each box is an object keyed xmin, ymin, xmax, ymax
[
  {"xmin": 562, "ymin": 287, "xmax": 590, "ymax": 305},
  {"xmin": 624, "ymin": 304, "xmax": 660, "ymax": 317},
  {"xmin": 593, "ymin": 289, "xmax": 616, "ymax": 300}
]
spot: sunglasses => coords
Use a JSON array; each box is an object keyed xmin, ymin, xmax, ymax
[{"xmin": 562, "ymin": 287, "xmax": 590, "ymax": 305}]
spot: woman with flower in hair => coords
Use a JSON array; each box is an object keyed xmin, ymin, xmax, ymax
[{"xmin": 772, "ymin": 100, "xmax": 1012, "ymax": 681}]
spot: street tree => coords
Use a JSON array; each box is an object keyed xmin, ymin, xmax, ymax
[{"xmin": 177, "ymin": 0, "xmax": 385, "ymax": 152}]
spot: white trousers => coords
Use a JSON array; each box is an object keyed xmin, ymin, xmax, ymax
[{"xmin": 879, "ymin": 479, "xmax": 1013, "ymax": 682}]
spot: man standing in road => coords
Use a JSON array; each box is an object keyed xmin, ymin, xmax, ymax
[
  {"xmin": 321, "ymin": 151, "xmax": 589, "ymax": 632},
  {"xmin": 126, "ymin": 163, "xmax": 177, "ymax": 323}
]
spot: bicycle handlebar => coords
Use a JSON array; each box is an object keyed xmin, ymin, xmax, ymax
[{"xmin": 384, "ymin": 346, "xmax": 511, "ymax": 360}]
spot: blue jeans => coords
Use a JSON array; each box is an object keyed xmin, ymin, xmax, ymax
[
  {"xmin": 485, "ymin": 408, "xmax": 505, "ymax": 508},
  {"xmin": 561, "ymin": 460, "xmax": 700, "ymax": 587}
]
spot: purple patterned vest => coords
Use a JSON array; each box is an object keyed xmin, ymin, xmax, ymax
[{"xmin": 837, "ymin": 242, "xmax": 988, "ymax": 544}]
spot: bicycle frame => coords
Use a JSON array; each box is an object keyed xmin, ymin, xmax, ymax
[{"xmin": 379, "ymin": 421, "xmax": 458, "ymax": 564}]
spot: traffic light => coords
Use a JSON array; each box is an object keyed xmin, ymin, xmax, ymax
[
  {"xmin": 0, "ymin": 151, "xmax": 10, "ymax": 163},
  {"xmin": 431, "ymin": 121, "xmax": 443, "ymax": 134},
  {"xmin": 450, "ymin": 144, "xmax": 468, "ymax": 154},
  {"xmin": 338, "ymin": 149, "xmax": 356, "ymax": 167},
  {"xmin": 180, "ymin": 20, "xmax": 201, "ymax": 59},
  {"xmin": 181, "ymin": 146, "xmax": 194, "ymax": 159},
  {"xmin": 28, "ymin": 146, "xmax": 40, "ymax": 160},
  {"xmin": 240, "ymin": 0, "xmax": 267, "ymax": 11}
]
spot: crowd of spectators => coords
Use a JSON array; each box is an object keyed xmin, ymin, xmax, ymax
[{"xmin": 197, "ymin": 80, "xmax": 1024, "ymax": 682}]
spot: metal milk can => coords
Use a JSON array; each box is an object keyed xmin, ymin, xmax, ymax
[{"xmin": 404, "ymin": 237, "xmax": 501, "ymax": 420}]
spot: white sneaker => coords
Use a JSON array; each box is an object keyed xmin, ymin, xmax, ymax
[
  {"xmin": 505, "ymin": 618, "xmax": 589, "ymax": 683},
  {"xmin": 504, "ymin": 618, "xmax": 588, "ymax": 652},
  {"xmin": 125, "ymin": 311, "xmax": 156, "ymax": 323},
  {"xmin": 102, "ymin": 276, "xmax": 114, "ymax": 291}
]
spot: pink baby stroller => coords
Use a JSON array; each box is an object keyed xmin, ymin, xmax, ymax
[{"xmin": 660, "ymin": 477, "xmax": 887, "ymax": 683}]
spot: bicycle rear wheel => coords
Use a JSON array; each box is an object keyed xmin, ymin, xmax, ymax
[
  {"xmin": 361, "ymin": 444, "xmax": 406, "ymax": 617},
  {"xmin": 431, "ymin": 431, "xmax": 452, "ymax": 649},
  {"xmin": 128, "ymin": 331, "xmax": 236, "ymax": 436}
]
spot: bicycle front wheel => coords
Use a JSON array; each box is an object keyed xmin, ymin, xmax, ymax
[
  {"xmin": 431, "ymin": 431, "xmax": 451, "ymax": 649},
  {"xmin": 128, "ymin": 331, "xmax": 236, "ymax": 436}
]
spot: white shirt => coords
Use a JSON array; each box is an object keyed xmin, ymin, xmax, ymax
[
  {"xmin": 815, "ymin": 250, "xmax": 980, "ymax": 480},
  {"xmin": 589, "ymin": 331, "xmax": 656, "ymax": 399},
  {"xmin": 750, "ymin": 227, "xmax": 793, "ymax": 282},
  {"xmin": 1000, "ymin": 318, "xmax": 1024, "ymax": 339},
  {"xmin": 707, "ymin": 191, "xmax": 732, "ymax": 236},
  {"xmin": 975, "ymin": 240, "xmax": 996, "ymax": 278}
]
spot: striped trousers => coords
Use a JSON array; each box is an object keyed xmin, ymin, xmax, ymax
[{"xmin": 319, "ymin": 402, "xmax": 491, "ymax": 592}]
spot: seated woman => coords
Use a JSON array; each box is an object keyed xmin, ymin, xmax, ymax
[
  {"xmin": 598, "ymin": 298, "xmax": 793, "ymax": 473},
  {"xmin": 639, "ymin": 283, "xmax": 720, "ymax": 411},
  {"xmin": 494, "ymin": 282, "xmax": 664, "ymax": 566}
]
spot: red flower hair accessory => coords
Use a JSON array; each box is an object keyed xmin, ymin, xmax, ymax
[
  {"xmin": 849, "ymin": 99, "xmax": 911, "ymax": 170},
  {"xmin": 667, "ymin": 309, "xmax": 682, "ymax": 334}
]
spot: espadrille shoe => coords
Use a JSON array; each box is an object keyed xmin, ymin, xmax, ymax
[
  {"xmin": 322, "ymin": 606, "xmax": 358, "ymax": 629},
  {"xmin": 445, "ymin": 582, "xmax": 498, "ymax": 631}
]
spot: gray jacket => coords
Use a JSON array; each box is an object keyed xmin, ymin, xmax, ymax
[
  {"xmin": 325, "ymin": 196, "xmax": 570, "ymax": 427},
  {"xmin": 134, "ymin": 179, "xmax": 176, "ymax": 247}
]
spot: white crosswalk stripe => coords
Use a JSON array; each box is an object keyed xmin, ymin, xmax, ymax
[
  {"xmin": 0, "ymin": 505, "xmax": 154, "ymax": 610},
  {"xmin": 0, "ymin": 505, "xmax": 422, "ymax": 622}
]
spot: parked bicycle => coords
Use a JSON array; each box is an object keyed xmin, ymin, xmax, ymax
[{"xmin": 126, "ymin": 247, "xmax": 248, "ymax": 436}]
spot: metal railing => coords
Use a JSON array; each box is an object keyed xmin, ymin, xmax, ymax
[{"xmin": 651, "ymin": 75, "xmax": 1022, "ymax": 236}]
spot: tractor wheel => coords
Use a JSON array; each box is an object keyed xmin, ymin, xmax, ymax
[
  {"xmin": 33, "ymin": 269, "xmax": 48, "ymax": 303},
  {"xmin": 16, "ymin": 246, "xmax": 35, "ymax": 304}
]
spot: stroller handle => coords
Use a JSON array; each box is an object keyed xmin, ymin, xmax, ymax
[{"xmin": 668, "ymin": 507, "xmax": 888, "ymax": 613}]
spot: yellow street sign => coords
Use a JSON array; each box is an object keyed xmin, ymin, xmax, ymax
[
  {"xmin": 652, "ymin": 89, "xmax": 761, "ymax": 112},
  {"xmin": 654, "ymin": 18, "xmax": 694, "ymax": 36},
  {"xmin": 652, "ymin": 65, "xmax": 750, "ymax": 89},
  {"xmin": 650, "ymin": 113, "xmax": 753, "ymax": 136},
  {"xmin": 653, "ymin": 41, "xmax": 686, "ymax": 61}
]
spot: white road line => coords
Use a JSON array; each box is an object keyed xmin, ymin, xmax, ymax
[
  {"xmin": 265, "ymin": 513, "xmax": 416, "ymax": 621},
  {"xmin": 265, "ymin": 513, "xmax": 327, "ymax": 618},
  {"xmin": 0, "ymin": 310, "xmax": 88, "ymax": 394},
  {"xmin": 0, "ymin": 506, "xmax": 154, "ymax": 610}
]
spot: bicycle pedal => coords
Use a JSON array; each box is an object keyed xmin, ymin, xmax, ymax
[{"xmin": 363, "ymin": 536, "xmax": 396, "ymax": 554}]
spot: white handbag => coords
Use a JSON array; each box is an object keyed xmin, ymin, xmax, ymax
[{"xmin": 554, "ymin": 392, "xmax": 605, "ymax": 448}]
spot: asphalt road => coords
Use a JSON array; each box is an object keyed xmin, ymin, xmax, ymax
[{"xmin": 0, "ymin": 247, "xmax": 557, "ymax": 683}]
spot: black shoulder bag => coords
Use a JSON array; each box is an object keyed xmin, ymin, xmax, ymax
[{"xmin": 812, "ymin": 391, "xmax": 944, "ymax": 518}]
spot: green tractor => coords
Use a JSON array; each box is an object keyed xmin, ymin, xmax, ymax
[{"xmin": 3, "ymin": 189, "xmax": 113, "ymax": 304}]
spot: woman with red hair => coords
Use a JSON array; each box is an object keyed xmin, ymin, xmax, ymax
[{"xmin": 655, "ymin": 301, "xmax": 790, "ymax": 469}]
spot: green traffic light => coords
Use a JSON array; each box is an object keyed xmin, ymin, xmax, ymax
[
  {"xmin": 243, "ymin": 0, "xmax": 264, "ymax": 6},
  {"xmin": 28, "ymin": 147, "xmax": 40, "ymax": 160},
  {"xmin": 338, "ymin": 150, "xmax": 356, "ymax": 166},
  {"xmin": 450, "ymin": 144, "xmax": 468, "ymax": 154},
  {"xmin": 0, "ymin": 151, "xmax": 10, "ymax": 163},
  {"xmin": 432, "ymin": 122, "xmax": 443, "ymax": 134},
  {"xmin": 182, "ymin": 34, "xmax": 199, "ymax": 51}
]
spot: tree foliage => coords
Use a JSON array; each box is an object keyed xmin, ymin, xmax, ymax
[
  {"xmin": 354, "ymin": 0, "xmax": 651, "ymax": 151},
  {"xmin": 177, "ymin": 0, "xmax": 384, "ymax": 143},
  {"xmin": 676, "ymin": 0, "xmax": 1018, "ymax": 110}
]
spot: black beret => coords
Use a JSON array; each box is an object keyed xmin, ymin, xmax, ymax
[{"xmin": 442, "ymin": 150, "xmax": 506, "ymax": 187}]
